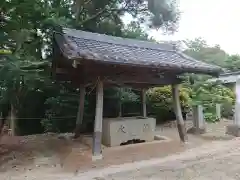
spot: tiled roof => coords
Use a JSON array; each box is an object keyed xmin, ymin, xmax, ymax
[
  {"xmin": 54, "ymin": 27, "xmax": 223, "ymax": 75},
  {"xmin": 208, "ymin": 71, "xmax": 240, "ymax": 84}
]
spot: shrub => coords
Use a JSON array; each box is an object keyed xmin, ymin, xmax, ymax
[
  {"xmin": 221, "ymin": 102, "xmax": 234, "ymax": 119},
  {"xmin": 191, "ymin": 82, "xmax": 235, "ymax": 122},
  {"xmin": 41, "ymin": 92, "xmax": 80, "ymax": 133},
  {"xmin": 147, "ymin": 85, "xmax": 191, "ymax": 123}
]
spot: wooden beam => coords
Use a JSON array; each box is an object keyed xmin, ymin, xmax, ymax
[
  {"xmin": 53, "ymin": 64, "xmax": 182, "ymax": 87},
  {"xmin": 55, "ymin": 68, "xmax": 69, "ymax": 74},
  {"xmin": 54, "ymin": 73, "xmax": 181, "ymax": 87},
  {"xmin": 82, "ymin": 60, "xmax": 185, "ymax": 75},
  {"xmin": 104, "ymin": 75, "xmax": 181, "ymax": 86},
  {"xmin": 74, "ymin": 85, "xmax": 86, "ymax": 138},
  {"xmin": 92, "ymin": 79, "xmax": 104, "ymax": 161},
  {"xmin": 77, "ymin": 86, "xmax": 85, "ymax": 125},
  {"xmin": 141, "ymin": 89, "xmax": 147, "ymax": 117},
  {"xmin": 55, "ymin": 61, "xmax": 181, "ymax": 78},
  {"xmin": 172, "ymin": 84, "xmax": 188, "ymax": 142}
]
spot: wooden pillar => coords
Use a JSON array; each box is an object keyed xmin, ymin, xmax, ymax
[
  {"xmin": 141, "ymin": 89, "xmax": 147, "ymax": 117},
  {"xmin": 10, "ymin": 104, "xmax": 16, "ymax": 136},
  {"xmin": 74, "ymin": 86, "xmax": 85, "ymax": 138},
  {"xmin": 92, "ymin": 80, "xmax": 104, "ymax": 160},
  {"xmin": 171, "ymin": 84, "xmax": 188, "ymax": 142},
  {"xmin": 0, "ymin": 112, "xmax": 3, "ymax": 136},
  {"xmin": 76, "ymin": 86, "xmax": 85, "ymax": 125},
  {"xmin": 118, "ymin": 88, "xmax": 122, "ymax": 117}
]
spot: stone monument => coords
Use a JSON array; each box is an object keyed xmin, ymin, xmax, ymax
[
  {"xmin": 226, "ymin": 77, "xmax": 240, "ymax": 136},
  {"xmin": 102, "ymin": 117, "xmax": 156, "ymax": 147},
  {"xmin": 187, "ymin": 105, "xmax": 206, "ymax": 134}
]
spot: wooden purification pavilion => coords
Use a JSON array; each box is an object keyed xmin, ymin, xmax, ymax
[{"xmin": 52, "ymin": 27, "xmax": 222, "ymax": 160}]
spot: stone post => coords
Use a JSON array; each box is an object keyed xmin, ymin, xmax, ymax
[
  {"xmin": 187, "ymin": 105, "xmax": 206, "ymax": 134},
  {"xmin": 216, "ymin": 104, "xmax": 221, "ymax": 120},
  {"xmin": 226, "ymin": 78, "xmax": 240, "ymax": 136}
]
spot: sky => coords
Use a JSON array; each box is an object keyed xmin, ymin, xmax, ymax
[{"xmin": 131, "ymin": 0, "xmax": 240, "ymax": 55}]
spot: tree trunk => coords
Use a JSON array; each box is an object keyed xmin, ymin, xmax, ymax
[{"xmin": 172, "ymin": 84, "xmax": 188, "ymax": 142}]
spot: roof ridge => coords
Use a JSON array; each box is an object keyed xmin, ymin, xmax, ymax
[
  {"xmin": 62, "ymin": 27, "xmax": 176, "ymax": 51},
  {"xmin": 65, "ymin": 33, "xmax": 180, "ymax": 54}
]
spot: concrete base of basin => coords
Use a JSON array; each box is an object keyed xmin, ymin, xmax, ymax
[{"xmin": 102, "ymin": 117, "xmax": 156, "ymax": 147}]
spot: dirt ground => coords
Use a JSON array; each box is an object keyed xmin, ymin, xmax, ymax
[{"xmin": 0, "ymin": 119, "xmax": 235, "ymax": 177}]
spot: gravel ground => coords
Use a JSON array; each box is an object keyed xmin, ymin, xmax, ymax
[
  {"xmin": 1, "ymin": 138, "xmax": 240, "ymax": 179},
  {"xmin": 0, "ymin": 119, "xmax": 236, "ymax": 179},
  {"xmin": 101, "ymin": 139, "xmax": 240, "ymax": 180}
]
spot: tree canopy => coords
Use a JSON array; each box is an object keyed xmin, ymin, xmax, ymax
[{"xmin": 0, "ymin": 0, "xmax": 239, "ymax": 134}]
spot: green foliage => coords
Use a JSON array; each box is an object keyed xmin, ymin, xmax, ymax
[
  {"xmin": 0, "ymin": 0, "xmax": 180, "ymax": 134},
  {"xmin": 0, "ymin": 49, "xmax": 12, "ymax": 55},
  {"xmin": 225, "ymin": 55, "xmax": 240, "ymax": 71},
  {"xmin": 147, "ymin": 0, "xmax": 180, "ymax": 31},
  {"xmin": 147, "ymin": 86, "xmax": 191, "ymax": 123},
  {"xmin": 0, "ymin": 53, "xmax": 49, "ymax": 115},
  {"xmin": 1, "ymin": 0, "xmax": 239, "ymax": 134},
  {"xmin": 221, "ymin": 102, "xmax": 234, "ymax": 119},
  {"xmin": 182, "ymin": 38, "xmax": 237, "ymax": 123},
  {"xmin": 184, "ymin": 38, "xmax": 240, "ymax": 71},
  {"xmin": 191, "ymin": 82, "xmax": 235, "ymax": 122},
  {"xmin": 118, "ymin": 88, "xmax": 139, "ymax": 103},
  {"xmin": 191, "ymin": 82, "xmax": 234, "ymax": 105},
  {"xmin": 41, "ymin": 87, "xmax": 140, "ymax": 132},
  {"xmin": 40, "ymin": 83, "xmax": 82, "ymax": 132},
  {"xmin": 183, "ymin": 38, "xmax": 228, "ymax": 67},
  {"xmin": 204, "ymin": 112, "xmax": 217, "ymax": 123},
  {"xmin": 104, "ymin": 87, "xmax": 139, "ymax": 103},
  {"xmin": 122, "ymin": 22, "xmax": 149, "ymax": 40}
]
